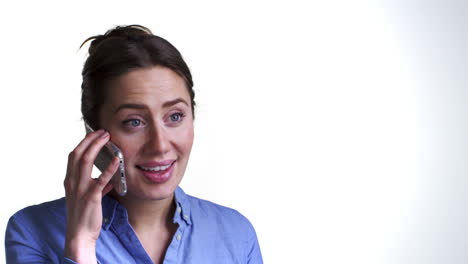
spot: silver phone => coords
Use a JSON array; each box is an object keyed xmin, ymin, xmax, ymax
[{"xmin": 85, "ymin": 122, "xmax": 127, "ymax": 196}]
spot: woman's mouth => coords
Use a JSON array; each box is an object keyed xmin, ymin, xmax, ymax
[
  {"xmin": 136, "ymin": 160, "xmax": 175, "ymax": 183},
  {"xmin": 137, "ymin": 164, "xmax": 172, "ymax": 172}
]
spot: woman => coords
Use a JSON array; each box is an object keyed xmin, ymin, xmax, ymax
[{"xmin": 5, "ymin": 25, "xmax": 263, "ymax": 264}]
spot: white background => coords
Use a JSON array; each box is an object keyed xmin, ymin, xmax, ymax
[{"xmin": 1, "ymin": 1, "xmax": 467, "ymax": 263}]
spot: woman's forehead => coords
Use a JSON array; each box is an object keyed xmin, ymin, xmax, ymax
[{"xmin": 105, "ymin": 66, "xmax": 190, "ymax": 105}]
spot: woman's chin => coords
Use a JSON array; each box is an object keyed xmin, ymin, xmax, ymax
[
  {"xmin": 144, "ymin": 188, "xmax": 175, "ymax": 200},
  {"xmin": 127, "ymin": 181, "xmax": 179, "ymax": 201}
]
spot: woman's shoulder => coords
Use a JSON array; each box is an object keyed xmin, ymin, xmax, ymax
[
  {"xmin": 187, "ymin": 193, "xmax": 244, "ymax": 217},
  {"xmin": 6, "ymin": 198, "xmax": 67, "ymax": 255},
  {"xmin": 8, "ymin": 197, "xmax": 67, "ymax": 229},
  {"xmin": 176, "ymin": 188, "xmax": 262, "ymax": 261},
  {"xmin": 177, "ymin": 188, "xmax": 256, "ymax": 235}
]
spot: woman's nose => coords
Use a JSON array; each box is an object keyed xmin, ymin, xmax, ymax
[{"xmin": 144, "ymin": 124, "xmax": 170, "ymax": 155}]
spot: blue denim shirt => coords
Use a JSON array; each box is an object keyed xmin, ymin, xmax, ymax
[{"xmin": 5, "ymin": 187, "xmax": 263, "ymax": 263}]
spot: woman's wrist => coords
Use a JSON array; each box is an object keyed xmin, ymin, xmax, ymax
[{"xmin": 64, "ymin": 237, "xmax": 97, "ymax": 264}]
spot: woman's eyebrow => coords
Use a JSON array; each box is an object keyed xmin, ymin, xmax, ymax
[
  {"xmin": 162, "ymin": 98, "xmax": 189, "ymax": 108},
  {"xmin": 114, "ymin": 98, "xmax": 188, "ymax": 114}
]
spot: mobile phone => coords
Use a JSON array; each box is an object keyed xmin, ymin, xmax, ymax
[{"xmin": 84, "ymin": 122, "xmax": 127, "ymax": 196}]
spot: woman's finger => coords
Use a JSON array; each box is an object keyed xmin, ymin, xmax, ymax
[
  {"xmin": 90, "ymin": 157, "xmax": 119, "ymax": 194},
  {"xmin": 65, "ymin": 129, "xmax": 106, "ymax": 187},
  {"xmin": 76, "ymin": 132, "xmax": 112, "ymax": 192},
  {"xmin": 71, "ymin": 129, "xmax": 106, "ymax": 161},
  {"xmin": 102, "ymin": 182, "xmax": 114, "ymax": 196}
]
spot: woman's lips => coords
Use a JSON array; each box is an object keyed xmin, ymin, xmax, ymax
[{"xmin": 136, "ymin": 160, "xmax": 175, "ymax": 184}]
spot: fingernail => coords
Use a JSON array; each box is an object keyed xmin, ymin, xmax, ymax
[{"xmin": 100, "ymin": 131, "xmax": 109, "ymax": 138}]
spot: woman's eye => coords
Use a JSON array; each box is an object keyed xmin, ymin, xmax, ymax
[
  {"xmin": 169, "ymin": 112, "xmax": 184, "ymax": 123},
  {"xmin": 123, "ymin": 119, "xmax": 142, "ymax": 127}
]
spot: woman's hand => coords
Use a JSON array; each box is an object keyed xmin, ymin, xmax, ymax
[{"xmin": 63, "ymin": 129, "xmax": 119, "ymax": 264}]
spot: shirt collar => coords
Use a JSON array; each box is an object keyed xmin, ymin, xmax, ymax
[
  {"xmin": 101, "ymin": 186, "xmax": 192, "ymax": 230},
  {"xmin": 174, "ymin": 186, "xmax": 192, "ymax": 226},
  {"xmin": 101, "ymin": 194, "xmax": 119, "ymax": 230}
]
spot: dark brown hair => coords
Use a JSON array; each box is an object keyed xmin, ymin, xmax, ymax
[{"xmin": 80, "ymin": 25, "xmax": 195, "ymax": 129}]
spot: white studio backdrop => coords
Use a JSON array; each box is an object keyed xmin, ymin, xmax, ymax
[{"xmin": 0, "ymin": 1, "xmax": 467, "ymax": 263}]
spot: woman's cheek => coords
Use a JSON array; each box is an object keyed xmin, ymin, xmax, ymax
[
  {"xmin": 113, "ymin": 138, "xmax": 139, "ymax": 166},
  {"xmin": 180, "ymin": 126, "xmax": 194, "ymax": 149},
  {"xmin": 123, "ymin": 145, "xmax": 139, "ymax": 162}
]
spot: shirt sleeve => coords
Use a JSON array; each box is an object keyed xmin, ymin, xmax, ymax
[
  {"xmin": 62, "ymin": 257, "xmax": 79, "ymax": 264},
  {"xmin": 246, "ymin": 223, "xmax": 263, "ymax": 264}
]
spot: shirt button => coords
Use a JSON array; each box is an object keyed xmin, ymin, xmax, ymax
[
  {"xmin": 177, "ymin": 207, "xmax": 182, "ymax": 213},
  {"xmin": 103, "ymin": 217, "xmax": 109, "ymax": 223},
  {"xmin": 183, "ymin": 214, "xmax": 189, "ymax": 220},
  {"xmin": 176, "ymin": 234, "xmax": 182, "ymax": 241}
]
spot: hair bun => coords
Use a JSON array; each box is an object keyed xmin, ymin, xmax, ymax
[{"xmin": 80, "ymin": 25, "xmax": 152, "ymax": 55}]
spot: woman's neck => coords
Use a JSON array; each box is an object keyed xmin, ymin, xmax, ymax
[
  {"xmin": 111, "ymin": 192, "xmax": 179, "ymax": 262},
  {"xmin": 113, "ymin": 192, "xmax": 176, "ymax": 231}
]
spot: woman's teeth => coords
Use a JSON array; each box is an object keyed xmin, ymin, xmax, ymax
[{"xmin": 137, "ymin": 164, "xmax": 171, "ymax": 172}]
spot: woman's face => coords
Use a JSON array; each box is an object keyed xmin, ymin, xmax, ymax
[{"xmin": 99, "ymin": 66, "xmax": 194, "ymax": 201}]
